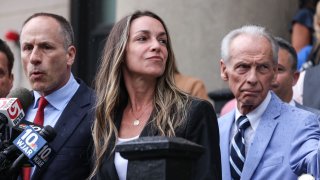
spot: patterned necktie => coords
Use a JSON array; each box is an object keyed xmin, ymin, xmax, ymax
[
  {"xmin": 22, "ymin": 96, "xmax": 48, "ymax": 180},
  {"xmin": 230, "ymin": 115, "xmax": 251, "ymax": 180}
]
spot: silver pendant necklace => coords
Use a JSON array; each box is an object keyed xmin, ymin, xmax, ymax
[{"xmin": 130, "ymin": 103, "xmax": 151, "ymax": 126}]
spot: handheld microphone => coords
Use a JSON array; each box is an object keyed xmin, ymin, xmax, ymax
[
  {"xmin": 15, "ymin": 119, "xmax": 42, "ymax": 132},
  {"xmin": 0, "ymin": 98, "xmax": 24, "ymax": 128},
  {"xmin": 0, "ymin": 121, "xmax": 44, "ymax": 168},
  {"xmin": 0, "ymin": 88, "xmax": 33, "ymax": 150},
  {"xmin": 11, "ymin": 119, "xmax": 43, "ymax": 139},
  {"xmin": 0, "ymin": 88, "xmax": 33, "ymax": 128},
  {"xmin": 11, "ymin": 125, "xmax": 56, "ymax": 170},
  {"xmin": 0, "ymin": 145, "xmax": 20, "ymax": 171}
]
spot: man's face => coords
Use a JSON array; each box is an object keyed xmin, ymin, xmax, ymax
[
  {"xmin": 20, "ymin": 16, "xmax": 75, "ymax": 96},
  {"xmin": 220, "ymin": 34, "xmax": 277, "ymax": 114},
  {"xmin": 0, "ymin": 52, "xmax": 13, "ymax": 97},
  {"xmin": 271, "ymin": 48, "xmax": 299, "ymax": 102}
]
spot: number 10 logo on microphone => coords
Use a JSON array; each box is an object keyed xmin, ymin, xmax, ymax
[{"xmin": 13, "ymin": 126, "xmax": 55, "ymax": 168}]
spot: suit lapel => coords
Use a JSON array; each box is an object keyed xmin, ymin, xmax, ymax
[
  {"xmin": 241, "ymin": 93, "xmax": 281, "ymax": 179},
  {"xmin": 219, "ymin": 110, "xmax": 235, "ymax": 180},
  {"xmin": 102, "ymin": 148, "xmax": 118, "ymax": 180},
  {"xmin": 100, "ymin": 101, "xmax": 125, "ymax": 180},
  {"xmin": 32, "ymin": 82, "xmax": 93, "ymax": 179},
  {"xmin": 50, "ymin": 83, "xmax": 91, "ymax": 152}
]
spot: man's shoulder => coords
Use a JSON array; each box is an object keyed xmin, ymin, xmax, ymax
[
  {"xmin": 278, "ymin": 101, "xmax": 311, "ymax": 115},
  {"xmin": 305, "ymin": 63, "xmax": 320, "ymax": 76},
  {"xmin": 70, "ymin": 78, "xmax": 96, "ymax": 107},
  {"xmin": 75, "ymin": 79, "xmax": 95, "ymax": 96},
  {"xmin": 277, "ymin": 102, "xmax": 319, "ymax": 127},
  {"xmin": 76, "ymin": 78, "xmax": 93, "ymax": 90},
  {"xmin": 295, "ymin": 101, "xmax": 320, "ymax": 115}
]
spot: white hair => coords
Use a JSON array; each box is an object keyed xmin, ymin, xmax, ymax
[{"xmin": 221, "ymin": 25, "xmax": 278, "ymax": 64}]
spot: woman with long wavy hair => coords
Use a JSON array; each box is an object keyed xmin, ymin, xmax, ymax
[{"xmin": 89, "ymin": 10, "xmax": 221, "ymax": 180}]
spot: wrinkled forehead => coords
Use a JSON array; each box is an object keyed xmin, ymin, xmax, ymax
[{"xmin": 229, "ymin": 34, "xmax": 273, "ymax": 62}]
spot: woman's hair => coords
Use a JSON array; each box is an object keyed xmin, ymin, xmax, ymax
[{"xmin": 89, "ymin": 10, "xmax": 190, "ymax": 178}]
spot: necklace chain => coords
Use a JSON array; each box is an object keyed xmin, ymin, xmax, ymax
[{"xmin": 130, "ymin": 102, "xmax": 152, "ymax": 126}]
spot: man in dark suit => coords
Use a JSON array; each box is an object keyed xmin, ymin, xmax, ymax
[
  {"xmin": 272, "ymin": 37, "xmax": 320, "ymax": 115},
  {"xmin": 219, "ymin": 25, "xmax": 320, "ymax": 179},
  {"xmin": 19, "ymin": 12, "xmax": 95, "ymax": 180}
]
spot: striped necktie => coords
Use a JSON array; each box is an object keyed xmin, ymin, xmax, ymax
[{"xmin": 230, "ymin": 115, "xmax": 251, "ymax": 180}]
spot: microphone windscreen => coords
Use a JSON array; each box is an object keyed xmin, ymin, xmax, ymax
[
  {"xmin": 7, "ymin": 88, "xmax": 33, "ymax": 112},
  {"xmin": 40, "ymin": 125, "xmax": 57, "ymax": 142}
]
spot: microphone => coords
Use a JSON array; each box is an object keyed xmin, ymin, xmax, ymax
[
  {"xmin": 0, "ymin": 145, "xmax": 20, "ymax": 171},
  {"xmin": 0, "ymin": 88, "xmax": 33, "ymax": 128},
  {"xmin": 0, "ymin": 120, "xmax": 44, "ymax": 169},
  {"xmin": 9, "ymin": 120, "xmax": 44, "ymax": 149},
  {"xmin": 12, "ymin": 119, "xmax": 43, "ymax": 134},
  {"xmin": 0, "ymin": 88, "xmax": 33, "ymax": 149},
  {"xmin": 0, "ymin": 125, "xmax": 56, "ymax": 177},
  {"xmin": 6, "ymin": 88, "xmax": 33, "ymax": 112},
  {"xmin": 11, "ymin": 125, "xmax": 56, "ymax": 172}
]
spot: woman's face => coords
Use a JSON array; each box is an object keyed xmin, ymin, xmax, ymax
[{"xmin": 124, "ymin": 16, "xmax": 168, "ymax": 78}]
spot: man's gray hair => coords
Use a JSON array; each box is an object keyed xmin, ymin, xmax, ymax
[{"xmin": 221, "ymin": 25, "xmax": 279, "ymax": 64}]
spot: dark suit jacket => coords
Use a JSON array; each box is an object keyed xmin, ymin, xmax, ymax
[
  {"xmin": 95, "ymin": 98, "xmax": 221, "ymax": 180},
  {"xmin": 31, "ymin": 79, "xmax": 95, "ymax": 180},
  {"xmin": 303, "ymin": 63, "xmax": 320, "ymax": 110}
]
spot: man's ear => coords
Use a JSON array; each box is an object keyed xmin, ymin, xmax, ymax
[
  {"xmin": 220, "ymin": 59, "xmax": 228, "ymax": 81},
  {"xmin": 292, "ymin": 71, "xmax": 300, "ymax": 86},
  {"xmin": 66, "ymin": 45, "xmax": 76, "ymax": 66}
]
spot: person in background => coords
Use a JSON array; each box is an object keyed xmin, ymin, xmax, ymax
[
  {"xmin": 0, "ymin": 39, "xmax": 14, "ymax": 97},
  {"xmin": 290, "ymin": 0, "xmax": 318, "ymax": 53},
  {"xmin": 219, "ymin": 25, "xmax": 320, "ymax": 179},
  {"xmin": 173, "ymin": 60, "xmax": 210, "ymax": 101},
  {"xmin": 293, "ymin": 3, "xmax": 320, "ymax": 110},
  {"xmin": 89, "ymin": 10, "xmax": 221, "ymax": 180},
  {"xmin": 293, "ymin": 57, "xmax": 320, "ymax": 110},
  {"xmin": 272, "ymin": 37, "xmax": 320, "ymax": 114},
  {"xmin": 272, "ymin": 37, "xmax": 300, "ymax": 103},
  {"xmin": 220, "ymin": 36, "xmax": 320, "ymax": 116},
  {"xmin": 19, "ymin": 12, "xmax": 95, "ymax": 179},
  {"xmin": 293, "ymin": 1, "xmax": 320, "ymax": 110},
  {"xmin": 298, "ymin": 0, "xmax": 320, "ymax": 71}
]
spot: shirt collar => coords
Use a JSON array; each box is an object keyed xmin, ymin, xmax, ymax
[
  {"xmin": 289, "ymin": 98, "xmax": 295, "ymax": 106},
  {"xmin": 33, "ymin": 74, "xmax": 79, "ymax": 110},
  {"xmin": 235, "ymin": 91, "xmax": 272, "ymax": 131}
]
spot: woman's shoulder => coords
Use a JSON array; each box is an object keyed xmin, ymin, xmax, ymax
[
  {"xmin": 180, "ymin": 97, "xmax": 218, "ymax": 138},
  {"xmin": 188, "ymin": 97, "xmax": 216, "ymax": 117},
  {"xmin": 189, "ymin": 97, "xmax": 213, "ymax": 106}
]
